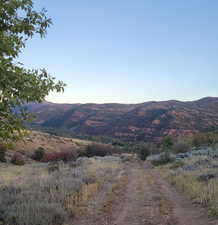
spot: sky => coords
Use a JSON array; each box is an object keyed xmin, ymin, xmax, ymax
[{"xmin": 19, "ymin": 0, "xmax": 218, "ymax": 104}]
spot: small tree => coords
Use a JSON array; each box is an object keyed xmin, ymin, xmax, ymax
[
  {"xmin": 31, "ymin": 147, "xmax": 45, "ymax": 161},
  {"xmin": 139, "ymin": 145, "xmax": 150, "ymax": 161},
  {"xmin": 0, "ymin": 0, "xmax": 65, "ymax": 143},
  {"xmin": 160, "ymin": 136, "xmax": 174, "ymax": 164},
  {"xmin": 137, "ymin": 143, "xmax": 157, "ymax": 161},
  {"xmin": 162, "ymin": 136, "xmax": 174, "ymax": 152}
]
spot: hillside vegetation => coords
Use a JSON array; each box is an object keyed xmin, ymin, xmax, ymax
[
  {"xmin": 26, "ymin": 97, "xmax": 218, "ymax": 142},
  {"xmin": 0, "ymin": 157, "xmax": 124, "ymax": 225},
  {"xmin": 145, "ymin": 130, "xmax": 218, "ymax": 219},
  {"xmin": 2, "ymin": 129, "xmax": 218, "ymax": 225},
  {"xmin": 1, "ymin": 131, "xmax": 121, "ymax": 164}
]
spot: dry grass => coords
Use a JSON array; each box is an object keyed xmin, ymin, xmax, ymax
[
  {"xmin": 168, "ymin": 155, "xmax": 218, "ymax": 217},
  {"xmin": 13, "ymin": 131, "xmax": 92, "ymax": 156},
  {"xmin": 0, "ymin": 156, "xmax": 123, "ymax": 225}
]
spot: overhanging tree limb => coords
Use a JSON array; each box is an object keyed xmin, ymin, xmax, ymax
[{"xmin": 0, "ymin": 0, "xmax": 66, "ymax": 142}]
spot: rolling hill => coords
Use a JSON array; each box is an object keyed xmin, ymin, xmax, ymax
[{"xmin": 26, "ymin": 97, "xmax": 218, "ymax": 142}]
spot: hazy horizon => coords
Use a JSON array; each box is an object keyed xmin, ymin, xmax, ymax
[
  {"xmin": 42, "ymin": 96, "xmax": 217, "ymax": 105},
  {"xmin": 19, "ymin": 1, "xmax": 218, "ymax": 104}
]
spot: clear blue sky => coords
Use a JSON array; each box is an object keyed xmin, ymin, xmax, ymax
[{"xmin": 20, "ymin": 0, "xmax": 218, "ymax": 104}]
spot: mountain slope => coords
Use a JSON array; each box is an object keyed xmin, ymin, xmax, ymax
[{"xmin": 27, "ymin": 97, "xmax": 218, "ymax": 141}]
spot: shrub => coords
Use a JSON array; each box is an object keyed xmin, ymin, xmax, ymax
[
  {"xmin": 0, "ymin": 157, "xmax": 121, "ymax": 225},
  {"xmin": 162, "ymin": 136, "xmax": 174, "ymax": 152},
  {"xmin": 138, "ymin": 145, "xmax": 151, "ymax": 161},
  {"xmin": 84, "ymin": 143, "xmax": 117, "ymax": 158},
  {"xmin": 41, "ymin": 150, "xmax": 77, "ymax": 163},
  {"xmin": 151, "ymin": 152, "xmax": 175, "ymax": 166},
  {"xmin": 11, "ymin": 153, "xmax": 25, "ymax": 166},
  {"xmin": 31, "ymin": 147, "xmax": 45, "ymax": 161},
  {"xmin": 0, "ymin": 144, "xmax": 6, "ymax": 163},
  {"xmin": 5, "ymin": 202, "xmax": 68, "ymax": 225},
  {"xmin": 137, "ymin": 143, "xmax": 160, "ymax": 160},
  {"xmin": 173, "ymin": 141, "xmax": 191, "ymax": 153},
  {"xmin": 192, "ymin": 134, "xmax": 204, "ymax": 147},
  {"xmin": 191, "ymin": 133, "xmax": 212, "ymax": 148}
]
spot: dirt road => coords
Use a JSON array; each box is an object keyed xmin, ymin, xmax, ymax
[{"xmin": 74, "ymin": 162, "xmax": 218, "ymax": 225}]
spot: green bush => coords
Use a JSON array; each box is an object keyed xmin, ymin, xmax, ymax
[
  {"xmin": 162, "ymin": 136, "xmax": 174, "ymax": 152},
  {"xmin": 138, "ymin": 145, "xmax": 151, "ymax": 161},
  {"xmin": 31, "ymin": 147, "xmax": 45, "ymax": 161}
]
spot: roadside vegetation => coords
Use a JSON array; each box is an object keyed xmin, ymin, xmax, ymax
[
  {"xmin": 148, "ymin": 130, "xmax": 218, "ymax": 218},
  {"xmin": 167, "ymin": 153, "xmax": 218, "ymax": 217},
  {"xmin": 140, "ymin": 130, "xmax": 218, "ymax": 163},
  {"xmin": 0, "ymin": 156, "xmax": 123, "ymax": 225}
]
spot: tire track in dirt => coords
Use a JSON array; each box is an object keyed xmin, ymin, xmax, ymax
[{"xmin": 73, "ymin": 162, "xmax": 218, "ymax": 225}]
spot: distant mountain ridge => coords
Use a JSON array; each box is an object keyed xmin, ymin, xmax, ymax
[{"xmin": 27, "ymin": 97, "xmax": 218, "ymax": 141}]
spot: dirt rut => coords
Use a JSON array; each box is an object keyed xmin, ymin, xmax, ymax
[{"xmin": 73, "ymin": 163, "xmax": 218, "ymax": 225}]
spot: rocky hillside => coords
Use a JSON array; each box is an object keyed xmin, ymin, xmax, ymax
[{"xmin": 26, "ymin": 97, "xmax": 218, "ymax": 141}]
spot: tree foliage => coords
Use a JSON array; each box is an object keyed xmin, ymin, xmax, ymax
[
  {"xmin": 0, "ymin": 0, "xmax": 65, "ymax": 142},
  {"xmin": 162, "ymin": 136, "xmax": 174, "ymax": 152}
]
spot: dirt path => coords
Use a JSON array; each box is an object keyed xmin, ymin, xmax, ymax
[
  {"xmin": 110, "ymin": 164, "xmax": 176, "ymax": 225},
  {"xmin": 73, "ymin": 162, "xmax": 218, "ymax": 225}
]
